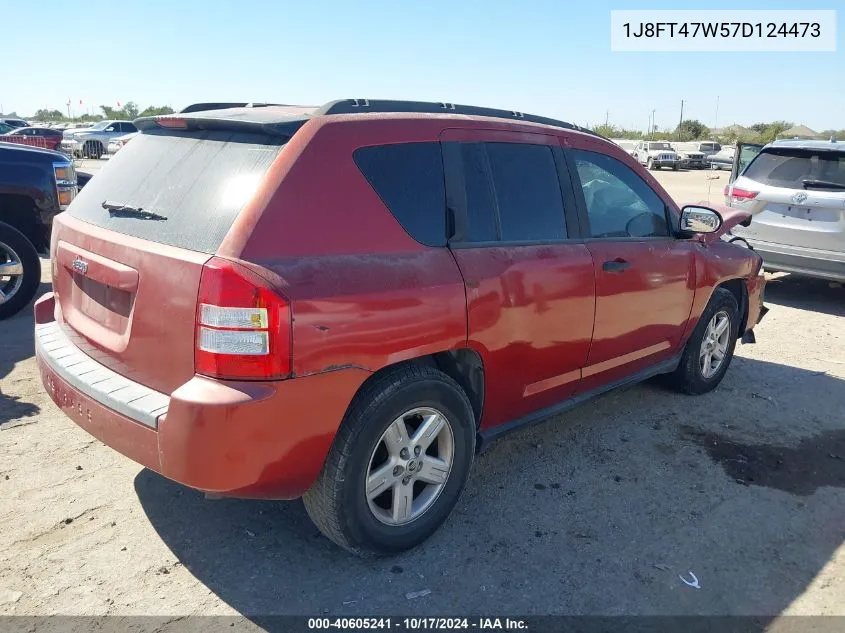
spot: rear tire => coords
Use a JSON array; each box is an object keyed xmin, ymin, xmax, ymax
[
  {"xmin": 670, "ymin": 288, "xmax": 739, "ymax": 395},
  {"xmin": 303, "ymin": 365, "xmax": 476, "ymax": 556},
  {"xmin": 0, "ymin": 222, "xmax": 41, "ymax": 321}
]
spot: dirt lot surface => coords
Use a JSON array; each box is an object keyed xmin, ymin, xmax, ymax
[{"xmin": 1, "ymin": 166, "xmax": 844, "ymax": 621}]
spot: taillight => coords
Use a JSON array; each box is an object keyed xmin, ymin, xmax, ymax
[
  {"xmin": 195, "ymin": 257, "xmax": 291, "ymax": 380},
  {"xmin": 726, "ymin": 186, "xmax": 759, "ymax": 202}
]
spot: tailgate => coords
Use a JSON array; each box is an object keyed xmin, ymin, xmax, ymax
[
  {"xmin": 52, "ymin": 214, "xmax": 208, "ymax": 394},
  {"xmin": 745, "ymin": 186, "xmax": 845, "ymax": 252},
  {"xmin": 51, "ymin": 125, "xmax": 288, "ymax": 394}
]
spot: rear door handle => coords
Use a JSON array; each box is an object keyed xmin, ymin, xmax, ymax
[{"xmin": 602, "ymin": 258, "xmax": 631, "ymax": 273}]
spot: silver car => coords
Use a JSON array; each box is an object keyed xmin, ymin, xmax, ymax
[
  {"xmin": 60, "ymin": 120, "xmax": 137, "ymax": 159},
  {"xmin": 725, "ymin": 139, "xmax": 845, "ymax": 282}
]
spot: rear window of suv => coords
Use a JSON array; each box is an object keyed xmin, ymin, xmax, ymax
[
  {"xmin": 743, "ymin": 147, "xmax": 845, "ymax": 189},
  {"xmin": 66, "ymin": 130, "xmax": 285, "ymax": 253}
]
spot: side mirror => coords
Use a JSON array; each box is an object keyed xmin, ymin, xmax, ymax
[{"xmin": 680, "ymin": 205, "xmax": 722, "ymax": 234}]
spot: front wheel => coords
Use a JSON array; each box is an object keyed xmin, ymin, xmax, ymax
[
  {"xmin": 0, "ymin": 223, "xmax": 41, "ymax": 321},
  {"xmin": 647, "ymin": 157, "xmax": 656, "ymax": 170},
  {"xmin": 671, "ymin": 288, "xmax": 739, "ymax": 394},
  {"xmin": 303, "ymin": 365, "xmax": 476, "ymax": 556},
  {"xmin": 82, "ymin": 140, "xmax": 102, "ymax": 159}
]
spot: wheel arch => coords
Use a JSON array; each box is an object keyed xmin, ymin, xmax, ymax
[
  {"xmin": 714, "ymin": 278, "xmax": 748, "ymax": 337},
  {"xmin": 346, "ymin": 348, "xmax": 485, "ymax": 429},
  {"xmin": 0, "ymin": 193, "xmax": 44, "ymax": 250}
]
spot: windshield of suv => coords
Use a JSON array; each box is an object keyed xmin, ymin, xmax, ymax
[
  {"xmin": 648, "ymin": 143, "xmax": 671, "ymax": 150},
  {"xmin": 89, "ymin": 121, "xmax": 111, "ymax": 131},
  {"xmin": 743, "ymin": 147, "xmax": 845, "ymax": 189}
]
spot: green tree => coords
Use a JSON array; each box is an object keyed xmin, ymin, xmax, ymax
[
  {"xmin": 33, "ymin": 108, "xmax": 65, "ymax": 121},
  {"xmin": 100, "ymin": 105, "xmax": 120, "ymax": 119},
  {"xmin": 138, "ymin": 105, "xmax": 175, "ymax": 117},
  {"xmin": 123, "ymin": 101, "xmax": 140, "ymax": 119},
  {"xmin": 675, "ymin": 119, "xmax": 709, "ymax": 141},
  {"xmin": 760, "ymin": 121, "xmax": 793, "ymax": 143}
]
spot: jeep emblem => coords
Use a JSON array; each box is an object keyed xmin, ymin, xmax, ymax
[{"xmin": 71, "ymin": 256, "xmax": 88, "ymax": 275}]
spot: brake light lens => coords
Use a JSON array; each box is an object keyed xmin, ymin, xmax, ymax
[
  {"xmin": 156, "ymin": 117, "xmax": 188, "ymax": 129},
  {"xmin": 195, "ymin": 257, "xmax": 291, "ymax": 380},
  {"xmin": 725, "ymin": 186, "xmax": 759, "ymax": 203}
]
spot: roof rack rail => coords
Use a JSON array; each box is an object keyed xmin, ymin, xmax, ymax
[{"xmin": 317, "ymin": 99, "xmax": 602, "ymax": 138}]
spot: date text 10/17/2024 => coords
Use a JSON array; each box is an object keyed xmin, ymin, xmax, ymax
[{"xmin": 307, "ymin": 618, "xmax": 528, "ymax": 630}]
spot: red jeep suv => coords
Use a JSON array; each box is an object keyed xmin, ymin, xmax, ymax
[{"xmin": 34, "ymin": 99, "xmax": 766, "ymax": 555}]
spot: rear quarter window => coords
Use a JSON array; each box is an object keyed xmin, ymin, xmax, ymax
[
  {"xmin": 353, "ymin": 142, "xmax": 446, "ymax": 247},
  {"xmin": 744, "ymin": 148, "xmax": 845, "ymax": 188}
]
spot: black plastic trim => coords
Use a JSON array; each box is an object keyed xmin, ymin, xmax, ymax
[
  {"xmin": 318, "ymin": 99, "xmax": 604, "ymax": 139},
  {"xmin": 476, "ymin": 352, "xmax": 682, "ymax": 451}
]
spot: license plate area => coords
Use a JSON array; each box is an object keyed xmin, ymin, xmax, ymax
[
  {"xmin": 42, "ymin": 365, "xmax": 94, "ymax": 426},
  {"xmin": 769, "ymin": 203, "xmax": 838, "ymax": 223}
]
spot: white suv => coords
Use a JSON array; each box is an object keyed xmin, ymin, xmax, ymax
[
  {"xmin": 725, "ymin": 139, "xmax": 845, "ymax": 282},
  {"xmin": 632, "ymin": 141, "xmax": 679, "ymax": 171}
]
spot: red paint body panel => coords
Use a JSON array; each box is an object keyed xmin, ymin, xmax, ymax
[
  {"xmin": 36, "ymin": 292, "xmax": 367, "ymax": 499},
  {"xmin": 452, "ymin": 244, "xmax": 595, "ymax": 427},
  {"xmin": 35, "ymin": 110, "xmax": 766, "ymax": 501}
]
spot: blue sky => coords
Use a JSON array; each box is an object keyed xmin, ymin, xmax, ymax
[{"xmin": 2, "ymin": 0, "xmax": 841, "ymax": 130}]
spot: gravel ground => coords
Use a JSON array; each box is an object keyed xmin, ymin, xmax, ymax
[{"xmin": 1, "ymin": 167, "xmax": 843, "ymax": 621}]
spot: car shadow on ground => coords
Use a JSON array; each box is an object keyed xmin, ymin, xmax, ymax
[
  {"xmin": 763, "ymin": 274, "xmax": 844, "ymax": 318},
  {"xmin": 135, "ymin": 353, "xmax": 845, "ymax": 620},
  {"xmin": 0, "ymin": 281, "xmax": 50, "ymax": 427}
]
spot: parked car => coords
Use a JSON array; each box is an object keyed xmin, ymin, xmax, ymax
[
  {"xmin": 106, "ymin": 131, "xmax": 137, "ymax": 156},
  {"xmin": 632, "ymin": 140, "xmax": 680, "ymax": 170},
  {"xmin": 0, "ymin": 117, "xmax": 30, "ymax": 129},
  {"xmin": 709, "ymin": 146, "xmax": 736, "ymax": 171},
  {"xmin": 693, "ymin": 141, "xmax": 723, "ymax": 157},
  {"xmin": 725, "ymin": 139, "xmax": 845, "ymax": 282},
  {"xmin": 34, "ymin": 99, "xmax": 766, "ymax": 555},
  {"xmin": 61, "ymin": 120, "xmax": 137, "ymax": 158},
  {"xmin": 3, "ymin": 126, "xmax": 64, "ymax": 151},
  {"xmin": 0, "ymin": 142, "xmax": 77, "ymax": 319},
  {"xmin": 672, "ymin": 142, "xmax": 708, "ymax": 169}
]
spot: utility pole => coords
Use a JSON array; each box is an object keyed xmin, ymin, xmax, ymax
[
  {"xmin": 714, "ymin": 95, "xmax": 720, "ymax": 135},
  {"xmin": 678, "ymin": 100, "xmax": 685, "ymax": 141},
  {"xmin": 605, "ymin": 110, "xmax": 609, "ymax": 127},
  {"xmin": 650, "ymin": 109, "xmax": 656, "ymax": 139}
]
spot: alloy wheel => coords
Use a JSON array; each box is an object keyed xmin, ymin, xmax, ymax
[
  {"xmin": 700, "ymin": 310, "xmax": 731, "ymax": 379},
  {"xmin": 365, "ymin": 407, "xmax": 455, "ymax": 526},
  {"xmin": 0, "ymin": 241, "xmax": 24, "ymax": 306}
]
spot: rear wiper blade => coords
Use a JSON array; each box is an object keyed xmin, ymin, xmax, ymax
[
  {"xmin": 102, "ymin": 200, "xmax": 167, "ymax": 221},
  {"xmin": 801, "ymin": 179, "xmax": 845, "ymax": 190}
]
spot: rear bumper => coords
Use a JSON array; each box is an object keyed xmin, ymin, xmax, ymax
[
  {"xmin": 744, "ymin": 239, "xmax": 845, "ymax": 283},
  {"xmin": 34, "ymin": 292, "xmax": 369, "ymax": 499}
]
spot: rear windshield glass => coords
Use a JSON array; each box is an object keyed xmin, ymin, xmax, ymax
[
  {"xmin": 743, "ymin": 148, "xmax": 845, "ymax": 189},
  {"xmin": 67, "ymin": 131, "xmax": 284, "ymax": 253}
]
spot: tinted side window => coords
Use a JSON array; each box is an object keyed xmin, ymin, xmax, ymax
[
  {"xmin": 122, "ymin": 122, "xmax": 138, "ymax": 133},
  {"xmin": 485, "ymin": 142, "xmax": 566, "ymax": 241},
  {"xmin": 354, "ymin": 142, "xmax": 446, "ymax": 247},
  {"xmin": 572, "ymin": 150, "xmax": 669, "ymax": 238},
  {"xmin": 460, "ymin": 143, "xmax": 498, "ymax": 242}
]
